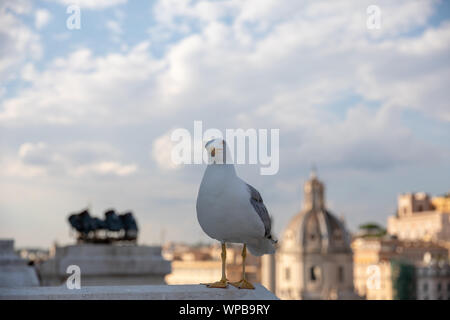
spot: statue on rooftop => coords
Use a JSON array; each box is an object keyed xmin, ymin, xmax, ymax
[{"xmin": 68, "ymin": 208, "xmax": 138, "ymax": 243}]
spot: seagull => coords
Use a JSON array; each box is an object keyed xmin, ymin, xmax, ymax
[{"xmin": 196, "ymin": 138, "xmax": 277, "ymax": 289}]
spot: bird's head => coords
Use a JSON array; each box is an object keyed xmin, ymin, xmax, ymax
[{"xmin": 205, "ymin": 138, "xmax": 228, "ymax": 164}]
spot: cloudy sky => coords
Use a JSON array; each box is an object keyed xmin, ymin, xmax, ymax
[{"xmin": 1, "ymin": 0, "xmax": 449, "ymax": 248}]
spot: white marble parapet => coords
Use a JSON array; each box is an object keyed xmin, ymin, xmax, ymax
[
  {"xmin": 0, "ymin": 284, "xmax": 279, "ymax": 300},
  {"xmin": 38, "ymin": 244, "xmax": 171, "ymax": 286}
]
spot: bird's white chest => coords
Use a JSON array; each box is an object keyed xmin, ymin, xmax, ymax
[
  {"xmin": 196, "ymin": 166, "xmax": 264, "ymax": 242},
  {"xmin": 196, "ymin": 175, "xmax": 237, "ymax": 228}
]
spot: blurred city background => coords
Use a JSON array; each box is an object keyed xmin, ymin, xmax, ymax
[
  {"xmin": 2, "ymin": 171, "xmax": 449, "ymax": 300},
  {"xmin": 1, "ymin": 0, "xmax": 449, "ymax": 300}
]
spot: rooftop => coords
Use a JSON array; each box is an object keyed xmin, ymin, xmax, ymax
[{"xmin": 0, "ymin": 284, "xmax": 279, "ymax": 300}]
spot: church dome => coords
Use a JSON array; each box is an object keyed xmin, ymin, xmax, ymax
[{"xmin": 281, "ymin": 171, "xmax": 352, "ymax": 254}]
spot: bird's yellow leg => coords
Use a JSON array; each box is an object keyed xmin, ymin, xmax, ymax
[
  {"xmin": 201, "ymin": 242, "xmax": 228, "ymax": 288},
  {"xmin": 231, "ymin": 244, "xmax": 255, "ymax": 289}
]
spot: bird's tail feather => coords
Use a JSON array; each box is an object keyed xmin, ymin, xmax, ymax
[{"xmin": 247, "ymin": 237, "xmax": 276, "ymax": 257}]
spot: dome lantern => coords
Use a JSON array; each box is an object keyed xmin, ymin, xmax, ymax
[{"xmin": 303, "ymin": 169, "xmax": 325, "ymax": 211}]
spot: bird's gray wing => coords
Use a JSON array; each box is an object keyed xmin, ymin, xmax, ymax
[{"xmin": 246, "ymin": 183, "xmax": 272, "ymax": 238}]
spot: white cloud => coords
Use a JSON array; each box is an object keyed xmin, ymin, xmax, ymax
[
  {"xmin": 74, "ymin": 161, "xmax": 137, "ymax": 176},
  {"xmin": 50, "ymin": 0, "xmax": 127, "ymax": 10},
  {"xmin": 0, "ymin": 0, "xmax": 447, "ymax": 175},
  {"xmin": 1, "ymin": 142, "xmax": 51, "ymax": 177},
  {"xmin": 0, "ymin": 43, "xmax": 164, "ymax": 125},
  {"xmin": 152, "ymin": 133, "xmax": 181, "ymax": 170},
  {"xmin": 3, "ymin": 0, "xmax": 448, "ymax": 126},
  {"xmin": 1, "ymin": 158, "xmax": 47, "ymax": 178},
  {"xmin": 1, "ymin": 0, "xmax": 450, "ymax": 247},
  {"xmin": 106, "ymin": 20, "xmax": 122, "ymax": 35},
  {"xmin": 21, "ymin": 63, "xmax": 36, "ymax": 81},
  {"xmin": 0, "ymin": 1, "xmax": 42, "ymax": 83},
  {"xmin": 35, "ymin": 9, "xmax": 51, "ymax": 29},
  {"xmin": 296, "ymin": 105, "xmax": 443, "ymax": 170},
  {"xmin": 1, "ymin": 142, "xmax": 138, "ymax": 178},
  {"xmin": 19, "ymin": 142, "xmax": 49, "ymax": 162},
  {"xmin": 106, "ymin": 9, "xmax": 125, "ymax": 43}
]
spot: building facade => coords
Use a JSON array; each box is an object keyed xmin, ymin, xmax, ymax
[
  {"xmin": 388, "ymin": 192, "xmax": 450, "ymax": 242},
  {"xmin": 0, "ymin": 239, "xmax": 40, "ymax": 288},
  {"xmin": 163, "ymin": 243, "xmax": 260, "ymax": 285},
  {"xmin": 416, "ymin": 262, "xmax": 450, "ymax": 300},
  {"xmin": 352, "ymin": 236, "xmax": 448, "ymax": 300}
]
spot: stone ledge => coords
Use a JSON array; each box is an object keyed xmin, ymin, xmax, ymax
[{"xmin": 0, "ymin": 284, "xmax": 279, "ymax": 300}]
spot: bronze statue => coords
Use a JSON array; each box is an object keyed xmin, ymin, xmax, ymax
[{"xmin": 68, "ymin": 208, "xmax": 138, "ymax": 243}]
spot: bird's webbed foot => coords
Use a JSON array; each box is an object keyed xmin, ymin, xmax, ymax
[
  {"xmin": 201, "ymin": 278, "xmax": 229, "ymax": 288},
  {"xmin": 230, "ymin": 279, "xmax": 255, "ymax": 290}
]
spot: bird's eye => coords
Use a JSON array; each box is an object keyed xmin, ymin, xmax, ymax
[{"xmin": 211, "ymin": 148, "xmax": 216, "ymax": 157}]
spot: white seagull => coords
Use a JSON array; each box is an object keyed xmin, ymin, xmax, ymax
[{"xmin": 196, "ymin": 138, "xmax": 277, "ymax": 289}]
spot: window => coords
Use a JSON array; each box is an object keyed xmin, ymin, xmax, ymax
[
  {"xmin": 310, "ymin": 267, "xmax": 316, "ymax": 281},
  {"xmin": 310, "ymin": 266, "xmax": 321, "ymax": 282},
  {"xmin": 338, "ymin": 266, "xmax": 344, "ymax": 283}
]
